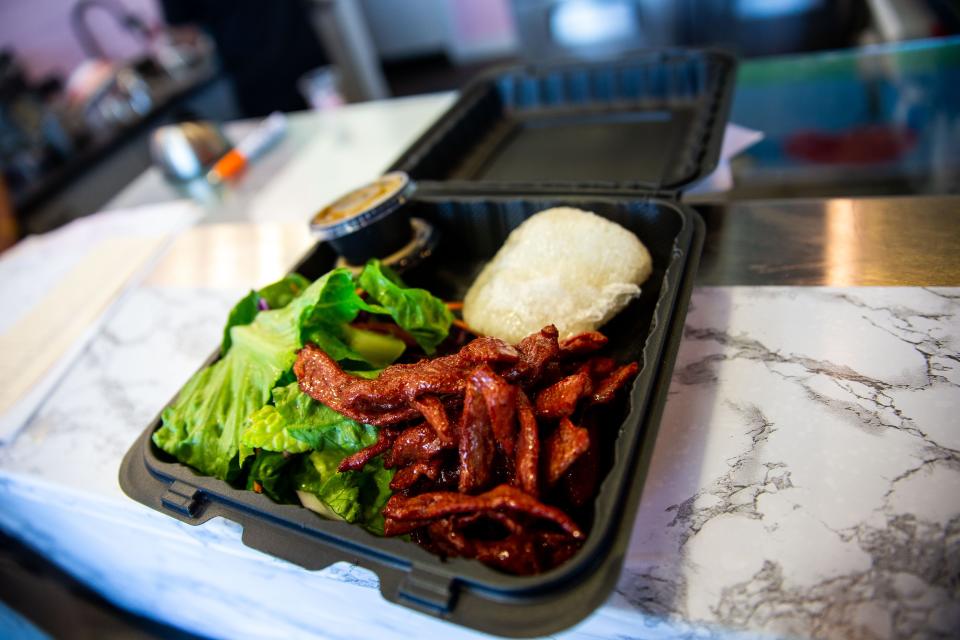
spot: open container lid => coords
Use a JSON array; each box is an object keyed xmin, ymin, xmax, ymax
[{"xmin": 390, "ymin": 49, "xmax": 736, "ymax": 195}]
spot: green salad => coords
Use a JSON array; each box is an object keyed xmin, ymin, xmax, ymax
[{"xmin": 152, "ymin": 260, "xmax": 453, "ymax": 534}]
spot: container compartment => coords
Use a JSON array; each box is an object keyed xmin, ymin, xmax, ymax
[
  {"xmin": 120, "ymin": 192, "xmax": 703, "ymax": 637},
  {"xmin": 390, "ymin": 50, "xmax": 735, "ymax": 191}
]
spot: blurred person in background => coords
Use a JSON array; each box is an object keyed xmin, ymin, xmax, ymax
[{"xmin": 160, "ymin": 0, "xmax": 328, "ymax": 117}]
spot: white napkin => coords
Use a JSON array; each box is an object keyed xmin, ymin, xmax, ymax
[
  {"xmin": 686, "ymin": 122, "xmax": 764, "ymax": 195},
  {"xmin": 0, "ymin": 200, "xmax": 201, "ymax": 442}
]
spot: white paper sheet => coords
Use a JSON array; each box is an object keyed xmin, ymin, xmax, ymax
[
  {"xmin": 686, "ymin": 122, "xmax": 764, "ymax": 195},
  {"xmin": 0, "ymin": 200, "xmax": 201, "ymax": 441}
]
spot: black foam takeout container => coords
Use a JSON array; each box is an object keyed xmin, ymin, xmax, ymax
[
  {"xmin": 120, "ymin": 50, "xmax": 734, "ymax": 637},
  {"xmin": 391, "ymin": 49, "xmax": 735, "ymax": 192}
]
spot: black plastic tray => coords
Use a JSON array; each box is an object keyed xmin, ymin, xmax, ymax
[
  {"xmin": 121, "ymin": 49, "xmax": 733, "ymax": 636},
  {"xmin": 120, "ymin": 192, "xmax": 704, "ymax": 636},
  {"xmin": 390, "ymin": 49, "xmax": 735, "ymax": 193}
]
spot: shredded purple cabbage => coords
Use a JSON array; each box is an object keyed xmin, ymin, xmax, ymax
[{"xmin": 257, "ymin": 297, "xmax": 270, "ymax": 311}]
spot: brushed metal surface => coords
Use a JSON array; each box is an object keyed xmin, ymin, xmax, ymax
[{"xmin": 696, "ymin": 195, "xmax": 960, "ymax": 286}]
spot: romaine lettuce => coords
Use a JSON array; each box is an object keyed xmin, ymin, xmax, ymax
[
  {"xmin": 153, "ymin": 262, "xmax": 449, "ymax": 533},
  {"xmin": 238, "ymin": 382, "xmax": 375, "ymax": 465},
  {"xmin": 357, "ymin": 259, "xmax": 453, "ymax": 354},
  {"xmin": 241, "ymin": 382, "xmax": 393, "ymax": 532},
  {"xmin": 294, "ymin": 451, "xmax": 393, "ymax": 534},
  {"xmin": 221, "ymin": 273, "xmax": 311, "ymax": 355},
  {"xmin": 246, "ymin": 450, "xmax": 296, "ymax": 503},
  {"xmin": 155, "ymin": 269, "xmax": 366, "ymax": 480}
]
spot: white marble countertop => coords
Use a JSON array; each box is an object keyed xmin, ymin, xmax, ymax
[
  {"xmin": 0, "ymin": 283, "xmax": 957, "ymax": 639},
  {"xmin": 1, "ymin": 94, "xmax": 958, "ymax": 639}
]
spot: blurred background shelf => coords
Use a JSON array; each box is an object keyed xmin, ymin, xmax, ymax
[{"xmin": 3, "ymin": 0, "xmax": 960, "ymax": 240}]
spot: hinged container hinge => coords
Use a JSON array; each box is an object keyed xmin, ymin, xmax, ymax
[
  {"xmin": 161, "ymin": 480, "xmax": 202, "ymax": 517},
  {"xmin": 397, "ymin": 565, "xmax": 457, "ymax": 614}
]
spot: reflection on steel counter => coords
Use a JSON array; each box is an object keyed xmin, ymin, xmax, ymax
[{"xmin": 696, "ymin": 195, "xmax": 960, "ymax": 286}]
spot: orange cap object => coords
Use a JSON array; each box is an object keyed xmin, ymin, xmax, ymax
[{"xmin": 208, "ymin": 149, "xmax": 248, "ymax": 182}]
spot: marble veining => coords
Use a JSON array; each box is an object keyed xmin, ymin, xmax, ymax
[
  {"xmin": 0, "ymin": 286, "xmax": 244, "ymax": 495},
  {"xmin": 618, "ymin": 287, "xmax": 960, "ymax": 640},
  {"xmin": 0, "ymin": 286, "xmax": 957, "ymax": 639}
]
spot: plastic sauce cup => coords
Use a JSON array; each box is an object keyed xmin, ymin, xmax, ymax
[{"xmin": 309, "ymin": 172, "xmax": 414, "ymax": 264}]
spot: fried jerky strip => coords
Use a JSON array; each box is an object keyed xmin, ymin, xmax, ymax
[
  {"xmin": 383, "ymin": 484, "xmax": 583, "ymax": 539},
  {"xmin": 559, "ymin": 331, "xmax": 608, "ymax": 357},
  {"xmin": 470, "ymin": 365, "xmax": 517, "ymax": 457},
  {"xmin": 452, "ymin": 509, "xmax": 527, "ymax": 536},
  {"xmin": 383, "ymin": 516, "xmax": 435, "ymax": 536},
  {"xmin": 534, "ymin": 531, "xmax": 582, "ymax": 569},
  {"xmin": 591, "ymin": 362, "xmax": 639, "ymax": 404},
  {"xmin": 410, "ymin": 396, "xmax": 456, "ymax": 446},
  {"xmin": 562, "ymin": 421, "xmax": 598, "ymax": 508},
  {"xmin": 337, "ymin": 428, "xmax": 396, "ymax": 472},
  {"xmin": 581, "ymin": 356, "xmax": 617, "ymax": 382},
  {"xmin": 543, "ymin": 417, "xmax": 590, "ymax": 485},
  {"xmin": 414, "ymin": 512, "xmax": 581, "ymax": 575},
  {"xmin": 389, "ymin": 458, "xmax": 444, "ymax": 491},
  {"xmin": 295, "ymin": 337, "xmax": 519, "ymax": 426},
  {"xmin": 426, "ymin": 513, "xmax": 575, "ymax": 575},
  {"xmin": 421, "ymin": 517, "xmax": 473, "ymax": 556},
  {"xmin": 296, "ymin": 346, "xmax": 419, "ymax": 426},
  {"xmin": 504, "ymin": 325, "xmax": 560, "ymax": 385},
  {"xmin": 391, "ymin": 500, "xmax": 528, "ymax": 542},
  {"xmin": 468, "ymin": 531, "xmax": 542, "ymax": 575},
  {"xmin": 534, "ymin": 371, "xmax": 591, "ymax": 419},
  {"xmin": 513, "ymin": 391, "xmax": 539, "ymax": 498},
  {"xmin": 458, "ymin": 379, "xmax": 495, "ymax": 493},
  {"xmin": 384, "ymin": 424, "xmax": 448, "ymax": 469},
  {"xmin": 419, "ymin": 511, "xmax": 526, "ymax": 557}
]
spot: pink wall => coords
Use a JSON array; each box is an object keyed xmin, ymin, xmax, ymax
[
  {"xmin": 447, "ymin": 0, "xmax": 517, "ymax": 61},
  {"xmin": 0, "ymin": 0, "xmax": 164, "ymax": 83},
  {"xmin": 449, "ymin": 0, "xmax": 514, "ymax": 43}
]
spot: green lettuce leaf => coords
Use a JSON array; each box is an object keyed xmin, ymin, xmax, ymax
[
  {"xmin": 295, "ymin": 267, "xmax": 398, "ymax": 366},
  {"xmin": 342, "ymin": 327, "xmax": 406, "ymax": 368},
  {"xmin": 156, "ymin": 262, "xmax": 446, "ymax": 520},
  {"xmin": 301, "ymin": 324, "xmax": 389, "ymax": 366},
  {"xmin": 246, "ymin": 450, "xmax": 297, "ymax": 503},
  {"xmin": 260, "ymin": 273, "xmax": 311, "ymax": 309},
  {"xmin": 221, "ymin": 274, "xmax": 311, "ymax": 355},
  {"xmin": 345, "ymin": 368, "xmax": 384, "ymax": 380},
  {"xmin": 243, "ymin": 383, "xmax": 391, "ymax": 530},
  {"xmin": 238, "ymin": 383, "xmax": 376, "ymax": 465},
  {"xmin": 304, "ymin": 325, "xmax": 405, "ymax": 369},
  {"xmin": 220, "ymin": 291, "xmax": 259, "ymax": 356},
  {"xmin": 154, "ymin": 344, "xmax": 276, "ymax": 481},
  {"xmin": 154, "ymin": 269, "xmax": 362, "ymax": 480},
  {"xmin": 357, "ymin": 259, "xmax": 453, "ymax": 354},
  {"xmin": 294, "ymin": 451, "xmax": 394, "ymax": 533},
  {"xmin": 238, "ymin": 405, "xmax": 311, "ymax": 465}
]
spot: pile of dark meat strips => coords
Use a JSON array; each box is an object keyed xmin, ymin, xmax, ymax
[{"xmin": 294, "ymin": 325, "xmax": 638, "ymax": 575}]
